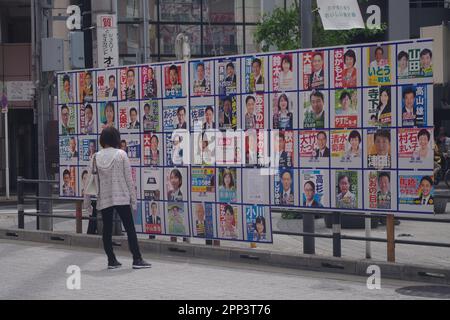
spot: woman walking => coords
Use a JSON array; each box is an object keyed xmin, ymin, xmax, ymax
[{"xmin": 87, "ymin": 126, "xmax": 151, "ymax": 269}]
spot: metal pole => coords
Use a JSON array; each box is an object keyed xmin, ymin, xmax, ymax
[
  {"xmin": 365, "ymin": 213, "xmax": 372, "ymax": 259},
  {"xmin": 300, "ymin": 0, "xmax": 314, "ymax": 255},
  {"xmin": 300, "ymin": 0, "xmax": 312, "ymax": 48},
  {"xmin": 17, "ymin": 177, "xmax": 24, "ymax": 229},
  {"xmin": 142, "ymin": 0, "xmax": 149, "ymax": 62},
  {"xmin": 4, "ymin": 109, "xmax": 9, "ymax": 199},
  {"xmin": 386, "ymin": 214, "xmax": 395, "ymax": 262},
  {"xmin": 76, "ymin": 200, "xmax": 82, "ymax": 234},
  {"xmin": 332, "ymin": 212, "xmax": 341, "ymax": 257}
]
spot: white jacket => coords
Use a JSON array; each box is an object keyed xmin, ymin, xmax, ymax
[{"xmin": 88, "ymin": 147, "xmax": 137, "ymax": 211}]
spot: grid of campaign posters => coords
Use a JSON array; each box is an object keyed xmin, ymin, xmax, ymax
[{"xmin": 57, "ymin": 39, "xmax": 434, "ymax": 244}]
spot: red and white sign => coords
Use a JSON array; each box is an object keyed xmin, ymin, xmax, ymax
[{"xmin": 96, "ymin": 14, "xmax": 119, "ymax": 68}]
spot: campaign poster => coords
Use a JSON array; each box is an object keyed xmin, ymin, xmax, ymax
[
  {"xmin": 271, "ymin": 53, "xmax": 296, "ymax": 92},
  {"xmin": 118, "ymin": 101, "xmax": 140, "ymax": 133},
  {"xmin": 243, "ymin": 168, "xmax": 270, "ymax": 205},
  {"xmin": 59, "ymin": 135, "xmax": 78, "ymax": 165},
  {"xmin": 78, "ymin": 71, "xmax": 95, "ymax": 103},
  {"xmin": 332, "ymin": 170, "xmax": 360, "ymax": 209},
  {"xmin": 330, "ymin": 129, "xmax": 362, "ymax": 168},
  {"xmin": 244, "ymin": 129, "xmax": 266, "ymax": 167},
  {"xmin": 299, "ymin": 130, "xmax": 330, "ymax": 167},
  {"xmin": 79, "ymin": 167, "xmax": 90, "ymax": 197},
  {"xmin": 363, "ymin": 86, "xmax": 394, "ymax": 127},
  {"xmin": 121, "ymin": 134, "xmax": 141, "ymax": 166},
  {"xmin": 164, "ymin": 64, "xmax": 183, "ymax": 98},
  {"xmin": 142, "ymin": 167, "xmax": 163, "ymax": 200},
  {"xmin": 243, "ymin": 94, "xmax": 265, "ymax": 130},
  {"xmin": 78, "ymin": 135, "xmax": 97, "ymax": 166},
  {"xmin": 218, "ymin": 167, "xmax": 239, "ymax": 203},
  {"xmin": 165, "ymin": 130, "xmax": 189, "ymax": 166},
  {"xmin": 58, "ymin": 73, "xmax": 75, "ymax": 104},
  {"xmin": 191, "ymin": 105, "xmax": 216, "ymax": 131},
  {"xmin": 132, "ymin": 202, "xmax": 143, "ymax": 232},
  {"xmin": 141, "ymin": 99, "xmax": 160, "ymax": 132},
  {"xmin": 271, "ymin": 130, "xmax": 294, "ymax": 168},
  {"xmin": 191, "ymin": 167, "xmax": 216, "ymax": 202},
  {"xmin": 218, "ymin": 95, "xmax": 237, "ymax": 131},
  {"xmin": 272, "ymin": 92, "xmax": 296, "ymax": 130},
  {"xmin": 300, "ymin": 90, "xmax": 329, "ymax": 129},
  {"xmin": 96, "ymin": 69, "xmax": 118, "ymax": 101},
  {"xmin": 142, "ymin": 133, "xmax": 161, "ymax": 166},
  {"xmin": 365, "ymin": 128, "xmax": 395, "ymax": 170},
  {"xmin": 398, "ymin": 128, "xmax": 433, "ymax": 169},
  {"xmin": 79, "ymin": 103, "xmax": 96, "ymax": 135},
  {"xmin": 244, "ymin": 56, "xmax": 265, "ymax": 93},
  {"xmin": 218, "ymin": 203, "xmax": 242, "ymax": 240},
  {"xmin": 245, "ymin": 205, "xmax": 272, "ymax": 243},
  {"xmin": 141, "ymin": 65, "xmax": 158, "ymax": 99},
  {"xmin": 119, "ymin": 66, "xmax": 137, "ymax": 101},
  {"xmin": 163, "ymin": 104, "xmax": 187, "ymax": 131},
  {"xmin": 192, "ymin": 202, "xmax": 215, "ymax": 238},
  {"xmin": 365, "ymin": 171, "xmax": 397, "ymax": 211},
  {"xmin": 193, "ymin": 131, "xmax": 216, "ymax": 166},
  {"xmin": 59, "ymin": 104, "xmax": 77, "ymax": 135},
  {"xmin": 300, "ymin": 169, "xmax": 329, "ymax": 208},
  {"xmin": 397, "ymin": 42, "xmax": 433, "ymax": 83},
  {"xmin": 365, "ymin": 45, "xmax": 394, "ymax": 86},
  {"xmin": 143, "ymin": 201, "xmax": 164, "ymax": 234},
  {"xmin": 215, "ymin": 131, "xmax": 242, "ymax": 166},
  {"xmin": 273, "ymin": 168, "xmax": 295, "ymax": 206},
  {"xmin": 131, "ymin": 167, "xmax": 141, "ymax": 199},
  {"xmin": 166, "ymin": 202, "xmax": 189, "ymax": 236},
  {"xmin": 191, "ymin": 60, "xmax": 212, "ymax": 96},
  {"xmin": 302, "ymin": 50, "xmax": 327, "ymax": 90},
  {"xmin": 98, "ymin": 101, "xmax": 116, "ymax": 133},
  {"xmin": 332, "ymin": 47, "xmax": 361, "ymax": 88},
  {"xmin": 332, "ymin": 89, "xmax": 359, "ymax": 128},
  {"xmin": 400, "ymin": 85, "xmax": 429, "ymax": 127},
  {"xmin": 165, "ymin": 167, "xmax": 188, "ymax": 202},
  {"xmin": 60, "ymin": 166, "xmax": 77, "ymax": 197},
  {"xmin": 398, "ymin": 173, "xmax": 434, "ymax": 213},
  {"xmin": 217, "ymin": 58, "xmax": 238, "ymax": 96}
]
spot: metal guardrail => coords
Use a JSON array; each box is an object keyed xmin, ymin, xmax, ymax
[{"xmin": 16, "ymin": 177, "xmax": 450, "ymax": 263}]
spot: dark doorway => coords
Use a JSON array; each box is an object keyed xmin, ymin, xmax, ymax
[{"xmin": 8, "ymin": 108, "xmax": 38, "ymax": 193}]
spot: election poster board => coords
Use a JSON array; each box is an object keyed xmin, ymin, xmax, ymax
[{"xmin": 57, "ymin": 39, "xmax": 434, "ymax": 244}]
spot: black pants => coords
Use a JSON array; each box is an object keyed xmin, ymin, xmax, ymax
[
  {"xmin": 86, "ymin": 201, "xmax": 97, "ymax": 235},
  {"xmin": 101, "ymin": 205, "xmax": 142, "ymax": 262}
]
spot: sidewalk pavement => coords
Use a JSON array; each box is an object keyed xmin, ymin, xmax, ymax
[{"xmin": 1, "ymin": 202, "xmax": 449, "ymax": 270}]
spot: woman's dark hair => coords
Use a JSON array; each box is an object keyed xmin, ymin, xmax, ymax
[
  {"xmin": 255, "ymin": 216, "xmax": 266, "ymax": 232},
  {"xmin": 339, "ymin": 91, "xmax": 351, "ymax": 103},
  {"xmin": 348, "ymin": 130, "xmax": 362, "ymax": 143},
  {"xmin": 224, "ymin": 204, "xmax": 234, "ymax": 216},
  {"xmin": 397, "ymin": 51, "xmax": 409, "ymax": 61},
  {"xmin": 304, "ymin": 180, "xmax": 316, "ymax": 191},
  {"xmin": 100, "ymin": 126, "xmax": 121, "ymax": 149},
  {"xmin": 418, "ymin": 129, "xmax": 430, "ymax": 141},
  {"xmin": 170, "ymin": 169, "xmax": 183, "ymax": 187},
  {"xmin": 81, "ymin": 170, "xmax": 88, "ymax": 179},
  {"xmin": 281, "ymin": 55, "xmax": 292, "ymax": 69},
  {"xmin": 378, "ymin": 87, "xmax": 391, "ymax": 108},
  {"xmin": 277, "ymin": 93, "xmax": 289, "ymax": 111},
  {"xmin": 344, "ymin": 49, "xmax": 356, "ymax": 66},
  {"xmin": 104, "ymin": 102, "xmax": 115, "ymax": 121}
]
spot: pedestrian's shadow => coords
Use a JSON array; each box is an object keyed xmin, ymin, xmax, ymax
[{"xmin": 82, "ymin": 268, "xmax": 137, "ymax": 277}]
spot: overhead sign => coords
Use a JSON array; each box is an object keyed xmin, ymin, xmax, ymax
[
  {"xmin": 96, "ymin": 14, "xmax": 119, "ymax": 69},
  {"xmin": 6, "ymin": 81, "xmax": 34, "ymax": 101},
  {"xmin": 317, "ymin": 0, "xmax": 365, "ymax": 30}
]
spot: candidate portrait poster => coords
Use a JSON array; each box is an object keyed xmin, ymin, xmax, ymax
[
  {"xmin": 301, "ymin": 50, "xmax": 328, "ymax": 90},
  {"xmin": 365, "ymin": 44, "xmax": 395, "ymax": 86},
  {"xmin": 271, "ymin": 53, "xmax": 297, "ymax": 92},
  {"xmin": 243, "ymin": 94, "xmax": 265, "ymax": 130},
  {"xmin": 331, "ymin": 170, "xmax": 362, "ymax": 210},
  {"xmin": 59, "ymin": 104, "xmax": 77, "ymax": 135},
  {"xmin": 244, "ymin": 56, "xmax": 265, "ymax": 93},
  {"xmin": 331, "ymin": 47, "xmax": 361, "ymax": 89},
  {"xmin": 365, "ymin": 128, "xmax": 396, "ymax": 170},
  {"xmin": 365, "ymin": 171, "xmax": 397, "ymax": 211},
  {"xmin": 217, "ymin": 58, "xmax": 238, "ymax": 96},
  {"xmin": 98, "ymin": 101, "xmax": 117, "ymax": 133},
  {"xmin": 142, "ymin": 167, "xmax": 163, "ymax": 200},
  {"xmin": 78, "ymin": 135, "xmax": 97, "ymax": 166},
  {"xmin": 300, "ymin": 169, "xmax": 329, "ymax": 208},
  {"xmin": 271, "ymin": 130, "xmax": 295, "ymax": 168},
  {"xmin": 273, "ymin": 168, "xmax": 296, "ymax": 207},
  {"xmin": 398, "ymin": 128, "xmax": 433, "ymax": 169},
  {"xmin": 165, "ymin": 167, "xmax": 188, "ymax": 202},
  {"xmin": 141, "ymin": 99, "xmax": 160, "ymax": 132},
  {"xmin": 272, "ymin": 92, "xmax": 296, "ymax": 130},
  {"xmin": 299, "ymin": 130, "xmax": 330, "ymax": 168},
  {"xmin": 60, "ymin": 166, "xmax": 77, "ymax": 198},
  {"xmin": 166, "ymin": 202, "xmax": 189, "ymax": 236},
  {"xmin": 217, "ymin": 203, "xmax": 243, "ymax": 240},
  {"xmin": 331, "ymin": 129, "xmax": 362, "ymax": 168},
  {"xmin": 191, "ymin": 60, "xmax": 212, "ymax": 97},
  {"xmin": 300, "ymin": 90, "xmax": 329, "ymax": 129},
  {"xmin": 140, "ymin": 65, "xmax": 159, "ymax": 99},
  {"xmin": 59, "ymin": 135, "xmax": 78, "ymax": 166},
  {"xmin": 143, "ymin": 200, "xmax": 164, "ymax": 234},
  {"xmin": 244, "ymin": 205, "xmax": 272, "ymax": 243},
  {"xmin": 217, "ymin": 167, "xmax": 240, "ymax": 203},
  {"xmin": 119, "ymin": 67, "xmax": 137, "ymax": 101},
  {"xmin": 78, "ymin": 71, "xmax": 95, "ymax": 104},
  {"xmin": 163, "ymin": 63, "xmax": 183, "ymax": 98},
  {"xmin": 399, "ymin": 84, "xmax": 432, "ymax": 127},
  {"xmin": 332, "ymin": 89, "xmax": 360, "ymax": 128},
  {"xmin": 58, "ymin": 73, "xmax": 75, "ymax": 104},
  {"xmin": 79, "ymin": 103, "xmax": 96, "ymax": 135},
  {"xmin": 397, "ymin": 42, "xmax": 433, "ymax": 84},
  {"xmin": 399, "ymin": 172, "xmax": 434, "ymax": 213},
  {"xmin": 118, "ymin": 101, "xmax": 140, "ymax": 133},
  {"xmin": 142, "ymin": 133, "xmax": 161, "ymax": 166},
  {"xmin": 96, "ymin": 69, "xmax": 118, "ymax": 101},
  {"xmin": 363, "ymin": 86, "xmax": 395, "ymax": 128},
  {"xmin": 191, "ymin": 167, "xmax": 216, "ymax": 202},
  {"xmin": 218, "ymin": 95, "xmax": 238, "ymax": 131},
  {"xmin": 191, "ymin": 202, "xmax": 215, "ymax": 239}
]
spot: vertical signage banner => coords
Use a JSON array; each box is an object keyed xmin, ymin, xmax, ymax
[{"xmin": 97, "ymin": 14, "xmax": 119, "ymax": 68}]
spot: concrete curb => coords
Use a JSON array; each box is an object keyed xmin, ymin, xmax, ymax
[{"xmin": 1, "ymin": 228, "xmax": 449, "ymax": 285}]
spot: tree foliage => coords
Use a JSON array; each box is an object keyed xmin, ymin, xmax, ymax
[{"xmin": 254, "ymin": 0, "xmax": 387, "ymax": 52}]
